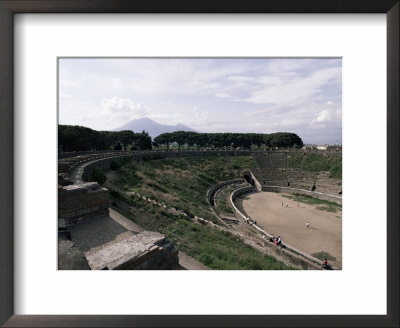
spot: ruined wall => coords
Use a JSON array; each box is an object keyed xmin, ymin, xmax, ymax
[
  {"xmin": 58, "ymin": 182, "xmax": 109, "ymax": 228},
  {"xmin": 73, "ymin": 156, "xmax": 132, "ymax": 184}
]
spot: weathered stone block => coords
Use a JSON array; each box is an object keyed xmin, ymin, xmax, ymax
[{"xmin": 84, "ymin": 231, "xmax": 178, "ymax": 270}]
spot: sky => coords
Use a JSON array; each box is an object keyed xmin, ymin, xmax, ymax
[{"xmin": 59, "ymin": 58, "xmax": 342, "ymax": 144}]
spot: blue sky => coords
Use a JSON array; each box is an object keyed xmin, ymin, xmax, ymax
[{"xmin": 59, "ymin": 58, "xmax": 342, "ymax": 144}]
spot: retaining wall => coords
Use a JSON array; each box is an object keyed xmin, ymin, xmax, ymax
[
  {"xmin": 207, "ymin": 179, "xmax": 245, "ymax": 205},
  {"xmin": 230, "ymin": 186, "xmax": 254, "ymax": 221},
  {"xmin": 249, "ymin": 170, "xmax": 262, "ymax": 191},
  {"xmin": 58, "ymin": 182, "xmax": 109, "ymax": 228},
  {"xmin": 60, "ymin": 148, "xmax": 342, "ymax": 160},
  {"xmin": 73, "ymin": 155, "xmax": 134, "ymax": 184}
]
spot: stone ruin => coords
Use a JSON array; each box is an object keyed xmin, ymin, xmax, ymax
[
  {"xmin": 85, "ymin": 231, "xmax": 178, "ymax": 270},
  {"xmin": 58, "ymin": 181, "xmax": 179, "ymax": 270},
  {"xmin": 58, "ymin": 182, "xmax": 109, "ymax": 228}
]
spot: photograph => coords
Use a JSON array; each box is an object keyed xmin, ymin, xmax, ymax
[
  {"xmin": 58, "ymin": 58, "xmax": 343, "ymax": 271},
  {"xmin": 1, "ymin": 0, "xmax": 397, "ymax": 325}
]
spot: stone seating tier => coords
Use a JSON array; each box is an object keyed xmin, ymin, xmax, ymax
[{"xmin": 263, "ymin": 180, "xmax": 289, "ymax": 187}]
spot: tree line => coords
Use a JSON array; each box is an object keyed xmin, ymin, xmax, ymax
[
  {"xmin": 154, "ymin": 131, "xmax": 303, "ymax": 150},
  {"xmin": 58, "ymin": 125, "xmax": 152, "ymax": 152},
  {"xmin": 59, "ymin": 125, "xmax": 303, "ymax": 152}
]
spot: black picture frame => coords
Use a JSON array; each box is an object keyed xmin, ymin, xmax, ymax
[{"xmin": 0, "ymin": 1, "xmax": 398, "ymax": 327}]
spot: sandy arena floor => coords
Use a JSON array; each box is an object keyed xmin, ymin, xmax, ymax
[{"xmin": 242, "ymin": 192, "xmax": 342, "ymax": 267}]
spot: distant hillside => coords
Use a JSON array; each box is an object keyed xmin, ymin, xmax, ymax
[{"xmin": 114, "ymin": 117, "xmax": 196, "ymax": 139}]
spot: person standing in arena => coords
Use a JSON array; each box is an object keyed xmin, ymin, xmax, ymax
[{"xmin": 306, "ymin": 221, "xmax": 310, "ymax": 229}]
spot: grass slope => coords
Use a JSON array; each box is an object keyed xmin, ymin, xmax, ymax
[
  {"xmin": 108, "ymin": 155, "xmax": 294, "ymax": 270},
  {"xmin": 110, "ymin": 188, "xmax": 293, "ymax": 270},
  {"xmin": 287, "ymin": 153, "xmax": 342, "ymax": 179},
  {"xmin": 112, "ymin": 155, "xmax": 254, "ymax": 224}
]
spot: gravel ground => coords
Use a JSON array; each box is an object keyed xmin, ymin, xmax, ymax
[
  {"xmin": 58, "ymin": 236, "xmax": 90, "ymax": 270},
  {"xmin": 69, "ymin": 215, "xmax": 129, "ymax": 252},
  {"xmin": 242, "ymin": 192, "xmax": 342, "ymax": 268}
]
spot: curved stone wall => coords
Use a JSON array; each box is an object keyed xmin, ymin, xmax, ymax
[
  {"xmin": 60, "ymin": 148, "xmax": 341, "ymax": 160},
  {"xmin": 207, "ymin": 179, "xmax": 246, "ymax": 206},
  {"xmin": 229, "ymin": 186, "xmax": 254, "ymax": 221},
  {"xmin": 60, "ymin": 149, "xmax": 256, "ymax": 160}
]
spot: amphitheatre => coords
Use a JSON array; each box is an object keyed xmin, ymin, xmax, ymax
[{"xmin": 58, "ymin": 144, "xmax": 342, "ymax": 270}]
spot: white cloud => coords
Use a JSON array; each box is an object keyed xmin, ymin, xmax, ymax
[
  {"xmin": 312, "ymin": 109, "xmax": 332, "ymax": 124},
  {"xmin": 101, "ymin": 97, "xmax": 148, "ymax": 116},
  {"xmin": 59, "ymin": 97, "xmax": 149, "ymax": 130},
  {"xmin": 245, "ymin": 66, "xmax": 341, "ymax": 107}
]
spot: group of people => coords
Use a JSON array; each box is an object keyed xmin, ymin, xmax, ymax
[
  {"xmin": 263, "ymin": 235, "xmax": 282, "ymax": 246},
  {"xmin": 245, "ymin": 216, "xmax": 257, "ymax": 226},
  {"xmin": 274, "ymin": 236, "xmax": 282, "ymax": 246}
]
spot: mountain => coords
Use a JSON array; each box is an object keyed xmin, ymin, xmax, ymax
[{"xmin": 113, "ymin": 117, "xmax": 196, "ymax": 139}]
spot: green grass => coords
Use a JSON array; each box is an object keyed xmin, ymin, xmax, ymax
[
  {"xmin": 214, "ymin": 185, "xmax": 238, "ymax": 215},
  {"xmin": 163, "ymin": 221, "xmax": 292, "ymax": 270},
  {"xmin": 316, "ymin": 205, "xmax": 338, "ymax": 213},
  {"xmin": 282, "ymin": 194, "xmax": 341, "ymax": 213},
  {"xmin": 107, "ymin": 155, "xmax": 295, "ymax": 270},
  {"xmin": 110, "ymin": 189, "xmax": 294, "ymax": 270},
  {"xmin": 216, "ymin": 196, "xmax": 234, "ymax": 215},
  {"xmin": 90, "ymin": 167, "xmax": 107, "ymax": 184},
  {"xmin": 312, "ymin": 251, "xmax": 336, "ymax": 261},
  {"xmin": 111, "ymin": 155, "xmax": 255, "ymax": 225},
  {"xmin": 287, "ymin": 153, "xmax": 342, "ymax": 179}
]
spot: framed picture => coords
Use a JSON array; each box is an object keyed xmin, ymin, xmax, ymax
[{"xmin": 0, "ymin": 0, "xmax": 398, "ymax": 327}]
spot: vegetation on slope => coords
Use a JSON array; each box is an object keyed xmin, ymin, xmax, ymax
[
  {"xmin": 107, "ymin": 155, "xmax": 294, "ymax": 269},
  {"xmin": 109, "ymin": 188, "xmax": 293, "ymax": 270},
  {"xmin": 91, "ymin": 167, "xmax": 107, "ymax": 184},
  {"xmin": 214, "ymin": 186, "xmax": 236, "ymax": 215},
  {"xmin": 111, "ymin": 155, "xmax": 255, "ymax": 224},
  {"xmin": 287, "ymin": 153, "xmax": 342, "ymax": 179}
]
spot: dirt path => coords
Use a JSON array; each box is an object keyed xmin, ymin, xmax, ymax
[
  {"xmin": 109, "ymin": 208, "xmax": 144, "ymax": 233},
  {"xmin": 242, "ymin": 192, "xmax": 342, "ymax": 267}
]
